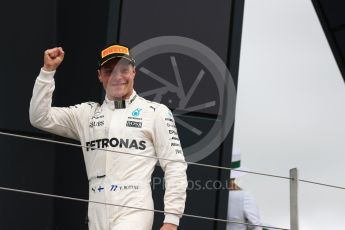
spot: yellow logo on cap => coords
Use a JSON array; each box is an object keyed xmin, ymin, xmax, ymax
[{"xmin": 101, "ymin": 45, "xmax": 129, "ymax": 58}]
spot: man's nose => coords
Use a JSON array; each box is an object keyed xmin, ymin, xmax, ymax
[{"xmin": 110, "ymin": 70, "xmax": 121, "ymax": 78}]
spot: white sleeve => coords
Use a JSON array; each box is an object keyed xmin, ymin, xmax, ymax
[
  {"xmin": 153, "ymin": 104, "xmax": 188, "ymax": 226},
  {"xmin": 29, "ymin": 68, "xmax": 83, "ymax": 140},
  {"xmin": 244, "ymin": 191, "xmax": 263, "ymax": 230}
]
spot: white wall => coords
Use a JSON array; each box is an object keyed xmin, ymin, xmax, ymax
[{"xmin": 233, "ymin": 0, "xmax": 345, "ymax": 229}]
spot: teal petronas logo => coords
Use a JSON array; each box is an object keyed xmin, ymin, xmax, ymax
[{"xmin": 132, "ymin": 108, "xmax": 142, "ymax": 117}]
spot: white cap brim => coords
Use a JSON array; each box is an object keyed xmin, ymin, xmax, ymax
[{"xmin": 230, "ymin": 166, "xmax": 249, "ymax": 179}]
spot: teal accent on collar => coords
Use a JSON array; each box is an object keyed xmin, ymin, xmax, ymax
[{"xmin": 130, "ymin": 94, "xmax": 137, "ymax": 104}]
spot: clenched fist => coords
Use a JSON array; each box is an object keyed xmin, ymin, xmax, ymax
[{"xmin": 43, "ymin": 47, "xmax": 65, "ymax": 71}]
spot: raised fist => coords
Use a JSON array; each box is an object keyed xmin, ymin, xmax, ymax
[{"xmin": 43, "ymin": 47, "xmax": 65, "ymax": 71}]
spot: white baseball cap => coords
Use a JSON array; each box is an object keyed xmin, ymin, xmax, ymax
[{"xmin": 230, "ymin": 148, "xmax": 249, "ymax": 179}]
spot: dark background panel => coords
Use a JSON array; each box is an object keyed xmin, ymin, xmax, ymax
[
  {"xmin": 316, "ymin": 1, "xmax": 345, "ymax": 29},
  {"xmin": 118, "ymin": 0, "xmax": 235, "ymax": 147},
  {"xmin": 53, "ymin": 143, "xmax": 89, "ymax": 230},
  {"xmin": 215, "ymin": 0, "xmax": 245, "ymax": 228},
  {"xmin": 119, "ymin": 0, "xmax": 231, "ymax": 64},
  {"xmin": 115, "ymin": 0, "xmax": 243, "ymax": 229},
  {"xmin": 55, "ymin": 0, "xmax": 109, "ymax": 106},
  {"xmin": 335, "ymin": 30, "xmax": 345, "ymax": 64},
  {"xmin": 312, "ymin": 0, "xmax": 345, "ymax": 81},
  {"xmin": 0, "ymin": 0, "xmax": 57, "ymax": 133},
  {"xmin": 0, "ymin": 135, "xmax": 55, "ymax": 230},
  {"xmin": 0, "ymin": 0, "xmax": 57, "ymax": 229}
]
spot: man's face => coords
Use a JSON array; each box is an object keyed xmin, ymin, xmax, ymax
[{"xmin": 98, "ymin": 58, "xmax": 136, "ymax": 100}]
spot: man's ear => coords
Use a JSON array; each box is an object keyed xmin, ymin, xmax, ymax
[
  {"xmin": 97, "ymin": 69, "xmax": 102, "ymax": 82},
  {"xmin": 132, "ymin": 67, "xmax": 136, "ymax": 79}
]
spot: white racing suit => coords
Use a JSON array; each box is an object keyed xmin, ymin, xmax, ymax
[{"xmin": 29, "ymin": 69, "xmax": 188, "ymax": 230}]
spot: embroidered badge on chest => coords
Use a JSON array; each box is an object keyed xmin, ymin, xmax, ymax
[{"xmin": 126, "ymin": 121, "xmax": 142, "ymax": 128}]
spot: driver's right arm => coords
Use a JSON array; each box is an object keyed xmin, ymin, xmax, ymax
[{"xmin": 29, "ymin": 47, "xmax": 82, "ymax": 140}]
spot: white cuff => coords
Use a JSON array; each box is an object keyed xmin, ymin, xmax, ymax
[
  {"xmin": 163, "ymin": 214, "xmax": 180, "ymax": 226},
  {"xmin": 37, "ymin": 68, "xmax": 56, "ymax": 82}
]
